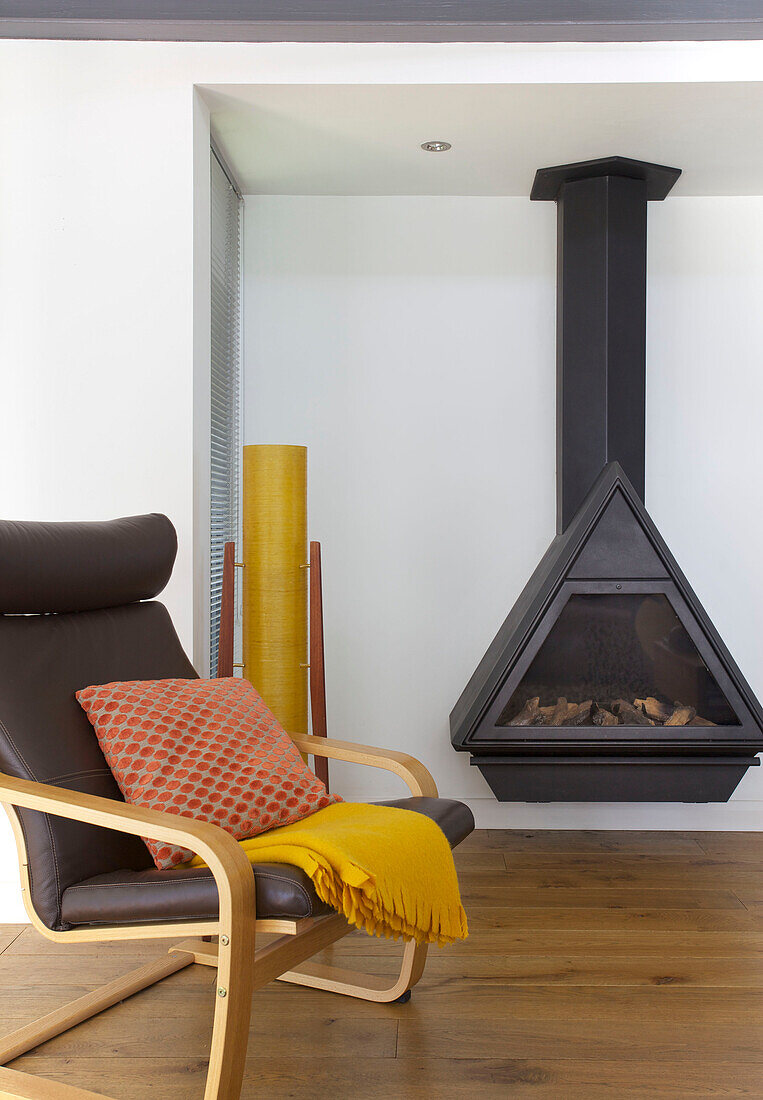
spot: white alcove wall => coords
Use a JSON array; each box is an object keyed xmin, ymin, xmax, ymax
[{"xmin": 243, "ymin": 193, "xmax": 763, "ymax": 829}]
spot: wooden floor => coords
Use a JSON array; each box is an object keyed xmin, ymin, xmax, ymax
[{"xmin": 1, "ymin": 830, "xmax": 762, "ymax": 1098}]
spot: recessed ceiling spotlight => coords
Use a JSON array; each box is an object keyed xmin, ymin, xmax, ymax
[{"xmin": 421, "ymin": 140, "xmax": 451, "ymax": 153}]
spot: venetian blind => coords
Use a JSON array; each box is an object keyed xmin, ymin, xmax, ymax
[{"xmin": 209, "ymin": 150, "xmax": 241, "ymax": 676}]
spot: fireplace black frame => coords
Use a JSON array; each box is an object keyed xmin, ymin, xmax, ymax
[
  {"xmin": 450, "ymin": 459, "xmax": 763, "ymax": 802},
  {"xmin": 481, "ymin": 580, "xmax": 753, "ymax": 750}
]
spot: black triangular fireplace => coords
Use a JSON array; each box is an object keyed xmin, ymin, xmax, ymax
[{"xmin": 450, "ymin": 157, "xmax": 763, "ymax": 802}]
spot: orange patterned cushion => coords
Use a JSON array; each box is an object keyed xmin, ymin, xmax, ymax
[{"xmin": 76, "ymin": 677, "xmax": 339, "ymax": 869}]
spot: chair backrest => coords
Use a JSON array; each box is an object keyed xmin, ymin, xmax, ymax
[{"xmin": 0, "ymin": 515, "xmax": 197, "ymax": 930}]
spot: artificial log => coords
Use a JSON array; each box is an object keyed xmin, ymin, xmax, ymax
[
  {"xmin": 550, "ymin": 697, "xmax": 570, "ymax": 726},
  {"xmin": 503, "ymin": 695, "xmax": 715, "ymax": 728},
  {"xmin": 665, "ymin": 704, "xmax": 696, "ymax": 727},
  {"xmin": 537, "ymin": 700, "xmax": 569, "ymax": 724},
  {"xmin": 508, "ymin": 697, "xmax": 542, "ymax": 726},
  {"xmin": 592, "ymin": 702, "xmax": 618, "ymax": 727},
  {"xmin": 563, "ymin": 700, "xmax": 593, "ymax": 727},
  {"xmin": 636, "ymin": 696, "xmax": 673, "ymax": 723},
  {"xmin": 613, "ymin": 699, "xmax": 654, "ymax": 726}
]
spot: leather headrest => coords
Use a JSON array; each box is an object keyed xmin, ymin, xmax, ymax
[{"xmin": 0, "ymin": 514, "xmax": 177, "ymax": 613}]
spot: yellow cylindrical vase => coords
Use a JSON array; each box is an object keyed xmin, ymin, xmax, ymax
[{"xmin": 242, "ymin": 445, "xmax": 308, "ymax": 739}]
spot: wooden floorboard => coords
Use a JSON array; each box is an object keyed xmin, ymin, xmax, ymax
[
  {"xmin": 446, "ymin": 880, "xmax": 747, "ymax": 909},
  {"xmin": 0, "ymin": 927, "xmax": 24, "ymax": 955},
  {"xmin": 482, "ymin": 829, "xmax": 710, "ymax": 853},
  {"xmin": 14, "ymin": 1056, "xmax": 763, "ymax": 1100},
  {"xmin": 732, "ymin": 887, "xmax": 763, "ymax": 908},
  {"xmin": 0, "ymin": 829, "xmax": 761, "ymax": 1098}
]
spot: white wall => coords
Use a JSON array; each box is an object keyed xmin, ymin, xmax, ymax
[
  {"xmin": 2, "ymin": 37, "xmax": 763, "ymax": 923},
  {"xmin": 243, "ymin": 194, "xmax": 763, "ymax": 828},
  {"xmin": 0, "ymin": 43, "xmax": 202, "ymax": 921}
]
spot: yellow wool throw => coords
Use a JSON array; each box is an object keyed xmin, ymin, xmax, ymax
[{"xmin": 188, "ymin": 801, "xmax": 468, "ymax": 947}]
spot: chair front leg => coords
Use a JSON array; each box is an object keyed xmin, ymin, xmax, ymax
[
  {"xmin": 204, "ymin": 941, "xmax": 254, "ymax": 1100},
  {"xmin": 0, "ymin": 774, "xmax": 260, "ymax": 1100},
  {"xmin": 202, "ymin": 873, "xmax": 257, "ymax": 1099}
]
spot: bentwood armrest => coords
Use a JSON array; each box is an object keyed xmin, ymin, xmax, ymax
[
  {"xmin": 0, "ymin": 768, "xmax": 257, "ymax": 943},
  {"xmin": 0, "ymin": 770, "xmax": 256, "ymax": 889},
  {"xmin": 289, "ymin": 734, "xmax": 439, "ymax": 798}
]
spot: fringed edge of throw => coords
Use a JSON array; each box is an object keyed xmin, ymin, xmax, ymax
[{"xmin": 307, "ymin": 858, "xmax": 469, "ymax": 947}]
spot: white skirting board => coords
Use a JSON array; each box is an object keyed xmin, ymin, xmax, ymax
[{"xmin": 0, "ymin": 801, "xmax": 762, "ymax": 924}]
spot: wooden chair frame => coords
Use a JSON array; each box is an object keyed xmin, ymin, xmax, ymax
[{"xmin": 0, "ymin": 734, "xmax": 437, "ymax": 1100}]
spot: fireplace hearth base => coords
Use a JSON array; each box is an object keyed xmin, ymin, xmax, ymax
[{"xmin": 473, "ymin": 755, "xmax": 758, "ymax": 803}]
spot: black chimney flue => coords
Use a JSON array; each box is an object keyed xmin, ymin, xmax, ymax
[{"xmin": 531, "ymin": 157, "xmax": 681, "ymax": 532}]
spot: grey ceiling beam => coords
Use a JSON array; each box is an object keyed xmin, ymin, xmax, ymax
[{"xmin": 2, "ymin": 1, "xmax": 763, "ymax": 42}]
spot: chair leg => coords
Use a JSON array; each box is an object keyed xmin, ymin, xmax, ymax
[
  {"xmin": 0, "ymin": 953, "xmax": 197, "ymax": 1100},
  {"xmin": 0, "ymin": 953, "xmax": 195, "ymax": 1067},
  {"xmin": 0, "ymin": 939, "xmax": 253, "ymax": 1100},
  {"xmin": 276, "ymin": 938, "xmax": 428, "ymax": 1003},
  {"xmin": 202, "ymin": 922, "xmax": 255, "ymax": 1100},
  {"xmin": 0, "ymin": 1064, "xmax": 113, "ymax": 1098}
]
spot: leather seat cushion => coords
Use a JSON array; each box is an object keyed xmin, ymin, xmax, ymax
[{"xmin": 60, "ymin": 796, "xmax": 474, "ymax": 928}]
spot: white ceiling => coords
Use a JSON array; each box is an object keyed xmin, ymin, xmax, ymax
[{"xmin": 203, "ymin": 82, "xmax": 763, "ymax": 197}]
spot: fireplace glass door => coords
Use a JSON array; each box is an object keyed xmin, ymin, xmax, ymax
[{"xmin": 497, "ymin": 593, "xmax": 739, "ymax": 729}]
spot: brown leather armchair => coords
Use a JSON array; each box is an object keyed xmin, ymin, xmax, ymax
[{"xmin": 0, "ymin": 515, "xmax": 473, "ymax": 1100}]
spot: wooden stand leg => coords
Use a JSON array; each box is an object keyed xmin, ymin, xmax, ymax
[
  {"xmin": 309, "ymin": 540, "xmax": 329, "ymax": 790},
  {"xmin": 276, "ymin": 938, "xmax": 428, "ymax": 1003},
  {"xmin": 216, "ymin": 541, "xmax": 236, "ymax": 679}
]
